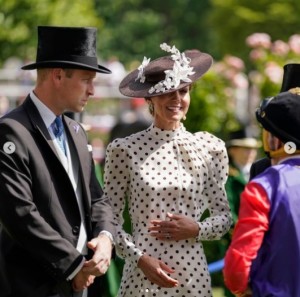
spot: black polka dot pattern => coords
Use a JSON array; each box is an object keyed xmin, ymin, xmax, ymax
[{"xmin": 104, "ymin": 124, "xmax": 232, "ymax": 297}]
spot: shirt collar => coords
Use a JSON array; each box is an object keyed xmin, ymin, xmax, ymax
[
  {"xmin": 279, "ymin": 155, "xmax": 300, "ymax": 165},
  {"xmin": 30, "ymin": 91, "xmax": 57, "ymax": 129}
]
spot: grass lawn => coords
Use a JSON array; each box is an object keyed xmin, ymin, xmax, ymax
[{"xmin": 212, "ymin": 287, "xmax": 225, "ymax": 297}]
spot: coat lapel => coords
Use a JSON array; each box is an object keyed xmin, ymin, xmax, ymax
[
  {"xmin": 23, "ymin": 96, "xmax": 91, "ymax": 207},
  {"xmin": 63, "ymin": 116, "xmax": 91, "ymax": 206},
  {"xmin": 23, "ymin": 96, "xmax": 60, "ymax": 159}
]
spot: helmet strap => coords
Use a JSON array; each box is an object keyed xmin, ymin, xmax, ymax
[{"xmin": 263, "ymin": 129, "xmax": 300, "ymax": 158}]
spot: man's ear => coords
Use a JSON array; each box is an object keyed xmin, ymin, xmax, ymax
[
  {"xmin": 52, "ymin": 68, "xmax": 63, "ymax": 84},
  {"xmin": 273, "ymin": 135, "xmax": 283, "ymax": 150}
]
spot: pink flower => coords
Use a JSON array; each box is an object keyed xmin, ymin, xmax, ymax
[
  {"xmin": 289, "ymin": 34, "xmax": 300, "ymax": 54},
  {"xmin": 224, "ymin": 55, "xmax": 245, "ymax": 71},
  {"xmin": 233, "ymin": 73, "xmax": 249, "ymax": 89},
  {"xmin": 246, "ymin": 33, "xmax": 271, "ymax": 49},
  {"xmin": 264, "ymin": 62, "xmax": 283, "ymax": 84},
  {"xmin": 271, "ymin": 40, "xmax": 290, "ymax": 56},
  {"xmin": 249, "ymin": 49, "xmax": 267, "ymax": 61},
  {"xmin": 212, "ymin": 62, "xmax": 226, "ymax": 74}
]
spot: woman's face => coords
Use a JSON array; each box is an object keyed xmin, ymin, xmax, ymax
[{"xmin": 149, "ymin": 86, "xmax": 190, "ymax": 130}]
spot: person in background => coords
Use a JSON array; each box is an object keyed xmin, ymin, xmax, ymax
[
  {"xmin": 104, "ymin": 55, "xmax": 127, "ymax": 87},
  {"xmin": 0, "ymin": 95, "xmax": 10, "ymax": 117},
  {"xmin": 249, "ymin": 63, "xmax": 300, "ymax": 180},
  {"xmin": 225, "ymin": 128, "xmax": 261, "ymax": 223},
  {"xmin": 0, "ymin": 26, "xmax": 115, "ymax": 297},
  {"xmin": 223, "ymin": 89, "xmax": 300, "ymax": 296},
  {"xmin": 109, "ymin": 97, "xmax": 152, "ymax": 143},
  {"xmin": 103, "ymin": 42, "xmax": 232, "ymax": 297}
]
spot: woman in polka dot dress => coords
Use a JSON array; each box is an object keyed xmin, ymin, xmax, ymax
[{"xmin": 103, "ymin": 43, "xmax": 232, "ymax": 297}]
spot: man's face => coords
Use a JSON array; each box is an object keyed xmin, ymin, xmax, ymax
[
  {"xmin": 57, "ymin": 69, "xmax": 96, "ymax": 113},
  {"xmin": 229, "ymin": 146, "xmax": 258, "ymax": 167}
]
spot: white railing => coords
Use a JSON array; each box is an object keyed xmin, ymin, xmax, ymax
[{"xmin": 0, "ymin": 69, "xmax": 127, "ymax": 100}]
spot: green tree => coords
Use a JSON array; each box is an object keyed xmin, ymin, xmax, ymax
[
  {"xmin": 186, "ymin": 74, "xmax": 238, "ymax": 137},
  {"xmin": 0, "ymin": 0, "xmax": 101, "ymax": 65},
  {"xmin": 95, "ymin": 0, "xmax": 213, "ymax": 67},
  {"xmin": 2, "ymin": 0, "xmax": 299, "ymax": 139},
  {"xmin": 209, "ymin": 0, "xmax": 300, "ymax": 64}
]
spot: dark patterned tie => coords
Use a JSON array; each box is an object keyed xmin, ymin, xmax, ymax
[{"xmin": 51, "ymin": 116, "xmax": 66, "ymax": 155}]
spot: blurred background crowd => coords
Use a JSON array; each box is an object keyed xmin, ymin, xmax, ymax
[{"xmin": 1, "ymin": 0, "xmax": 300, "ymax": 295}]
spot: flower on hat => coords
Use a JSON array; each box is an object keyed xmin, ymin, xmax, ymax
[
  {"xmin": 135, "ymin": 42, "xmax": 195, "ymax": 94},
  {"xmin": 135, "ymin": 56, "xmax": 150, "ymax": 83}
]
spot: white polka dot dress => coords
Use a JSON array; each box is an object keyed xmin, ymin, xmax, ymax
[{"xmin": 104, "ymin": 124, "xmax": 232, "ymax": 297}]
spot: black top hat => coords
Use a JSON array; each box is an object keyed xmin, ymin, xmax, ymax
[
  {"xmin": 256, "ymin": 91, "xmax": 300, "ymax": 148},
  {"xmin": 226, "ymin": 129, "xmax": 261, "ymax": 149},
  {"xmin": 119, "ymin": 43, "xmax": 213, "ymax": 98},
  {"xmin": 280, "ymin": 63, "xmax": 300, "ymax": 92},
  {"xmin": 22, "ymin": 26, "xmax": 111, "ymax": 74}
]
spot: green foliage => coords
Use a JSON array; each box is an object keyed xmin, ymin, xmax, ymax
[
  {"xmin": 185, "ymin": 73, "xmax": 238, "ymax": 137},
  {"xmin": 184, "ymin": 53, "xmax": 252, "ymax": 137},
  {"xmin": 209, "ymin": 0, "xmax": 300, "ymax": 63},
  {"xmin": 2, "ymin": 0, "xmax": 300, "ymax": 140},
  {"xmin": 0, "ymin": 0, "xmax": 100, "ymax": 65},
  {"xmin": 94, "ymin": 0, "xmax": 212, "ymax": 67},
  {"xmin": 245, "ymin": 32, "xmax": 300, "ymax": 98}
]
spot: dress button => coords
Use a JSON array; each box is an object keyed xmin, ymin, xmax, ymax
[{"xmin": 72, "ymin": 226, "xmax": 80, "ymax": 235}]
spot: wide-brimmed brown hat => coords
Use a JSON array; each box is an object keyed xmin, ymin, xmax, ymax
[
  {"xmin": 22, "ymin": 26, "xmax": 111, "ymax": 74},
  {"xmin": 119, "ymin": 43, "xmax": 213, "ymax": 98}
]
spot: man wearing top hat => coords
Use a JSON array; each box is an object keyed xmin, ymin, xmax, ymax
[
  {"xmin": 249, "ymin": 63, "xmax": 300, "ymax": 179},
  {"xmin": 0, "ymin": 26, "xmax": 115, "ymax": 297},
  {"xmin": 223, "ymin": 89, "xmax": 300, "ymax": 296}
]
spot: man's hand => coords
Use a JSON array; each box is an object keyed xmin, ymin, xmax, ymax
[
  {"xmin": 72, "ymin": 268, "xmax": 95, "ymax": 292},
  {"xmin": 82, "ymin": 234, "xmax": 113, "ymax": 276},
  {"xmin": 137, "ymin": 254, "xmax": 179, "ymax": 288}
]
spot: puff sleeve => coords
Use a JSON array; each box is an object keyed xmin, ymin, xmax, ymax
[
  {"xmin": 194, "ymin": 131, "xmax": 232, "ymax": 241},
  {"xmin": 103, "ymin": 139, "xmax": 144, "ymax": 265}
]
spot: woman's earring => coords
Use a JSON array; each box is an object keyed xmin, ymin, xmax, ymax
[
  {"xmin": 182, "ymin": 115, "xmax": 186, "ymax": 121},
  {"xmin": 149, "ymin": 102, "xmax": 154, "ymax": 115}
]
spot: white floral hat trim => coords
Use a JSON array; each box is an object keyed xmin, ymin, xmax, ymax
[{"xmin": 135, "ymin": 42, "xmax": 195, "ymax": 94}]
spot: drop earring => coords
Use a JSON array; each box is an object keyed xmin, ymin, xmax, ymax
[
  {"xmin": 182, "ymin": 115, "xmax": 186, "ymax": 121},
  {"xmin": 149, "ymin": 102, "xmax": 154, "ymax": 115}
]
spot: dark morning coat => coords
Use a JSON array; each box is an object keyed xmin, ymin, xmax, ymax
[
  {"xmin": 0, "ymin": 96, "xmax": 115, "ymax": 297},
  {"xmin": 249, "ymin": 157, "xmax": 272, "ymax": 180}
]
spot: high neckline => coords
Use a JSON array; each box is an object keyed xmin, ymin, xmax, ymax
[{"xmin": 147, "ymin": 123, "xmax": 187, "ymax": 141}]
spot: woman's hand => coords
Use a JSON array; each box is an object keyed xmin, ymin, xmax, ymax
[
  {"xmin": 137, "ymin": 254, "xmax": 179, "ymax": 288},
  {"xmin": 148, "ymin": 212, "xmax": 199, "ymax": 241},
  {"xmin": 82, "ymin": 234, "xmax": 113, "ymax": 276}
]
